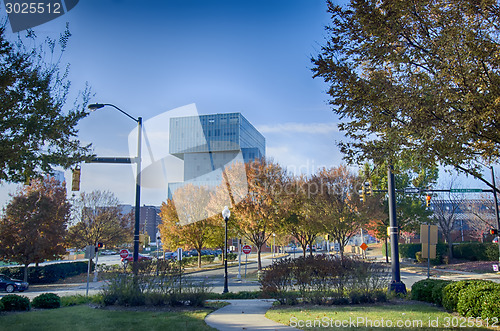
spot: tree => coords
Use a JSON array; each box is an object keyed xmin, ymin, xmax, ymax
[
  {"xmin": 431, "ymin": 192, "xmax": 464, "ymax": 260},
  {"xmin": 312, "ymin": 0, "xmax": 500, "ymax": 189},
  {"xmin": 232, "ymin": 159, "xmax": 286, "ymax": 270},
  {"xmin": 0, "ymin": 177, "xmax": 70, "ymax": 282},
  {"xmin": 159, "ymin": 185, "xmax": 221, "ymax": 268},
  {"xmin": 280, "ymin": 175, "xmax": 325, "ymax": 258},
  {"xmin": 312, "ymin": 165, "xmax": 365, "ymax": 259},
  {"xmin": 465, "ymin": 197, "xmax": 497, "ymax": 242},
  {"xmin": 0, "ymin": 25, "xmax": 92, "ymax": 183},
  {"xmin": 67, "ymin": 190, "xmax": 133, "ymax": 250}
]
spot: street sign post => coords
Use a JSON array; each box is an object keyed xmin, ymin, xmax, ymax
[
  {"xmin": 119, "ymin": 249, "xmax": 129, "ymax": 259},
  {"xmin": 242, "ymin": 245, "xmax": 251, "ymax": 278},
  {"xmin": 404, "ymin": 187, "xmax": 420, "ymax": 194},
  {"xmin": 242, "ymin": 245, "xmax": 252, "ymax": 254}
]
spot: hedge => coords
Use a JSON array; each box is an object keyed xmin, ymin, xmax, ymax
[
  {"xmin": 411, "ymin": 279, "xmax": 452, "ymax": 305},
  {"xmin": 453, "ymin": 242, "xmax": 499, "ymax": 261},
  {"xmin": 0, "ymin": 261, "xmax": 92, "ymax": 284},
  {"xmin": 457, "ymin": 281, "xmax": 500, "ymax": 318},
  {"xmin": 442, "ymin": 279, "xmax": 493, "ymax": 312}
]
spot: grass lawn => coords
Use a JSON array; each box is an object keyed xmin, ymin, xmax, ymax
[
  {"xmin": 0, "ymin": 304, "xmax": 218, "ymax": 331},
  {"xmin": 266, "ymin": 301, "xmax": 492, "ymax": 330}
]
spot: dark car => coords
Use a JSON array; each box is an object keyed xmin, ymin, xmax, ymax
[
  {"xmin": 121, "ymin": 253, "xmax": 152, "ymax": 263},
  {"xmin": 0, "ymin": 274, "xmax": 29, "ymax": 293}
]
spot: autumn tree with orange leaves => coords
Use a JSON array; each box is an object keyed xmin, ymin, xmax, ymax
[
  {"xmin": 231, "ymin": 159, "xmax": 286, "ymax": 270},
  {"xmin": 159, "ymin": 184, "xmax": 221, "ymax": 268},
  {"xmin": 0, "ymin": 177, "xmax": 70, "ymax": 282}
]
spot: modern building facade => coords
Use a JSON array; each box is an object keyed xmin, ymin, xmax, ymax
[{"xmin": 168, "ymin": 112, "xmax": 265, "ymax": 197}]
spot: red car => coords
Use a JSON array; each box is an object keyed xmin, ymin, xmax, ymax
[{"xmin": 121, "ymin": 253, "xmax": 152, "ymax": 263}]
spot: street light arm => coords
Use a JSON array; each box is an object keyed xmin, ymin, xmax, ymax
[{"xmin": 88, "ymin": 103, "xmax": 139, "ymax": 123}]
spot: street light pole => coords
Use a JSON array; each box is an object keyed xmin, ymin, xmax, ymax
[
  {"xmin": 388, "ymin": 163, "xmax": 406, "ymax": 293},
  {"xmin": 88, "ymin": 103, "xmax": 142, "ymax": 271},
  {"xmin": 222, "ymin": 206, "xmax": 230, "ymax": 293}
]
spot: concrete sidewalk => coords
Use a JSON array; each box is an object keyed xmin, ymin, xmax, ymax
[{"xmin": 205, "ymin": 299, "xmax": 297, "ymax": 331}]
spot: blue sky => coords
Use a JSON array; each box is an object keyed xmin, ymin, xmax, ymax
[
  {"xmin": 0, "ymin": 0, "xmax": 350, "ymax": 206},
  {"xmin": 0, "ymin": 0, "xmax": 496, "ymax": 208}
]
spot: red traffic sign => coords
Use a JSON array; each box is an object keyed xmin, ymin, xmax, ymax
[
  {"xmin": 119, "ymin": 249, "xmax": 129, "ymax": 258},
  {"xmin": 242, "ymin": 245, "xmax": 252, "ymax": 254}
]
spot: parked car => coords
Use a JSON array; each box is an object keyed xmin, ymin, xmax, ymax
[
  {"xmin": 121, "ymin": 253, "xmax": 152, "ymax": 263},
  {"xmin": 0, "ymin": 274, "xmax": 29, "ymax": 293}
]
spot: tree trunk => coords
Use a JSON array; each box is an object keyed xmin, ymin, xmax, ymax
[
  {"xmin": 447, "ymin": 232, "xmax": 453, "ymax": 260},
  {"xmin": 257, "ymin": 248, "xmax": 262, "ymax": 270},
  {"xmin": 23, "ymin": 264, "xmax": 29, "ymax": 283},
  {"xmin": 197, "ymin": 251, "xmax": 202, "ymax": 268}
]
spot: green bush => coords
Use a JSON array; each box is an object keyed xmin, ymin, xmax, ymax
[
  {"xmin": 416, "ymin": 243, "xmax": 448, "ymax": 265},
  {"xmin": 457, "ymin": 281, "xmax": 500, "ymax": 317},
  {"xmin": 61, "ymin": 294, "xmax": 101, "ymax": 307},
  {"xmin": 0, "ymin": 261, "xmax": 91, "ymax": 284},
  {"xmin": 0, "ymin": 300, "xmax": 4, "ymax": 311},
  {"xmin": 32, "ymin": 293, "xmax": 61, "ymax": 309},
  {"xmin": 481, "ymin": 291, "xmax": 500, "ymax": 320},
  {"xmin": 227, "ymin": 253, "xmax": 237, "ymax": 261},
  {"xmin": 411, "ymin": 279, "xmax": 438, "ymax": 303},
  {"xmin": 431, "ymin": 280, "xmax": 453, "ymax": 306},
  {"xmin": 398, "ymin": 243, "xmax": 421, "ymax": 259},
  {"xmin": 453, "ymin": 242, "xmax": 499, "ymax": 261},
  {"xmin": 1, "ymin": 294, "xmax": 30, "ymax": 311},
  {"xmin": 442, "ymin": 279, "xmax": 491, "ymax": 312},
  {"xmin": 411, "ymin": 279, "xmax": 452, "ymax": 305}
]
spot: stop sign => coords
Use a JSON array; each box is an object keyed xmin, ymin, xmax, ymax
[
  {"xmin": 242, "ymin": 245, "xmax": 252, "ymax": 254},
  {"xmin": 119, "ymin": 249, "xmax": 129, "ymax": 259}
]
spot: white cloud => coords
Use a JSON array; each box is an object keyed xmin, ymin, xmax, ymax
[{"xmin": 257, "ymin": 122, "xmax": 338, "ymax": 135}]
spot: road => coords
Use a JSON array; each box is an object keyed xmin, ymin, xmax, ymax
[{"xmin": 2, "ymin": 252, "xmax": 499, "ymax": 299}]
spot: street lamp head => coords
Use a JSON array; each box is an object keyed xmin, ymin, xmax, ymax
[
  {"xmin": 222, "ymin": 206, "xmax": 230, "ymax": 220},
  {"xmin": 88, "ymin": 103, "xmax": 105, "ymax": 111}
]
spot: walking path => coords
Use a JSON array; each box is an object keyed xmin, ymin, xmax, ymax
[{"xmin": 205, "ymin": 299, "xmax": 297, "ymax": 331}]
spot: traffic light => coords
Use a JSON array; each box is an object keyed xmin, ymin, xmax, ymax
[
  {"xmin": 425, "ymin": 195, "xmax": 431, "ymax": 207},
  {"xmin": 72, "ymin": 167, "xmax": 81, "ymax": 191},
  {"xmin": 365, "ymin": 181, "xmax": 372, "ymax": 196},
  {"xmin": 97, "ymin": 242, "xmax": 104, "ymax": 248},
  {"xmin": 490, "ymin": 229, "xmax": 498, "ymax": 235}
]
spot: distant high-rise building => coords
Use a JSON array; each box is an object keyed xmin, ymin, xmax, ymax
[{"xmin": 168, "ymin": 112, "xmax": 265, "ymax": 197}]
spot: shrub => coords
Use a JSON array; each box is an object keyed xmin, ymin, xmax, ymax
[
  {"xmin": 32, "ymin": 293, "xmax": 61, "ymax": 309},
  {"xmin": 442, "ymin": 279, "xmax": 492, "ymax": 312},
  {"xmin": 411, "ymin": 279, "xmax": 437, "ymax": 303},
  {"xmin": 399, "ymin": 243, "xmax": 421, "ymax": 259},
  {"xmin": 260, "ymin": 255, "xmax": 389, "ymax": 305},
  {"xmin": 0, "ymin": 300, "xmax": 4, "ymax": 311},
  {"xmin": 31, "ymin": 293, "xmax": 61, "ymax": 309},
  {"xmin": 0, "ymin": 261, "xmax": 91, "ymax": 284},
  {"xmin": 1, "ymin": 294, "xmax": 30, "ymax": 311},
  {"xmin": 453, "ymin": 243, "xmax": 499, "ymax": 261},
  {"xmin": 481, "ymin": 291, "xmax": 500, "ymax": 320},
  {"xmin": 457, "ymin": 282, "xmax": 500, "ymax": 317},
  {"xmin": 431, "ymin": 280, "xmax": 453, "ymax": 306}
]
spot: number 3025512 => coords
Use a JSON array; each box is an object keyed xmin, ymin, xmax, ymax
[{"xmin": 5, "ymin": 2, "xmax": 62, "ymax": 14}]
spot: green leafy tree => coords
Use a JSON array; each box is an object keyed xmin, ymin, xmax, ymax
[
  {"xmin": 312, "ymin": 0, "xmax": 500, "ymax": 189},
  {"xmin": 0, "ymin": 24, "xmax": 92, "ymax": 183},
  {"xmin": 0, "ymin": 177, "xmax": 70, "ymax": 282}
]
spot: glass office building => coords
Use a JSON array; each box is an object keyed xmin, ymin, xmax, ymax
[{"xmin": 167, "ymin": 113, "xmax": 265, "ymax": 198}]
